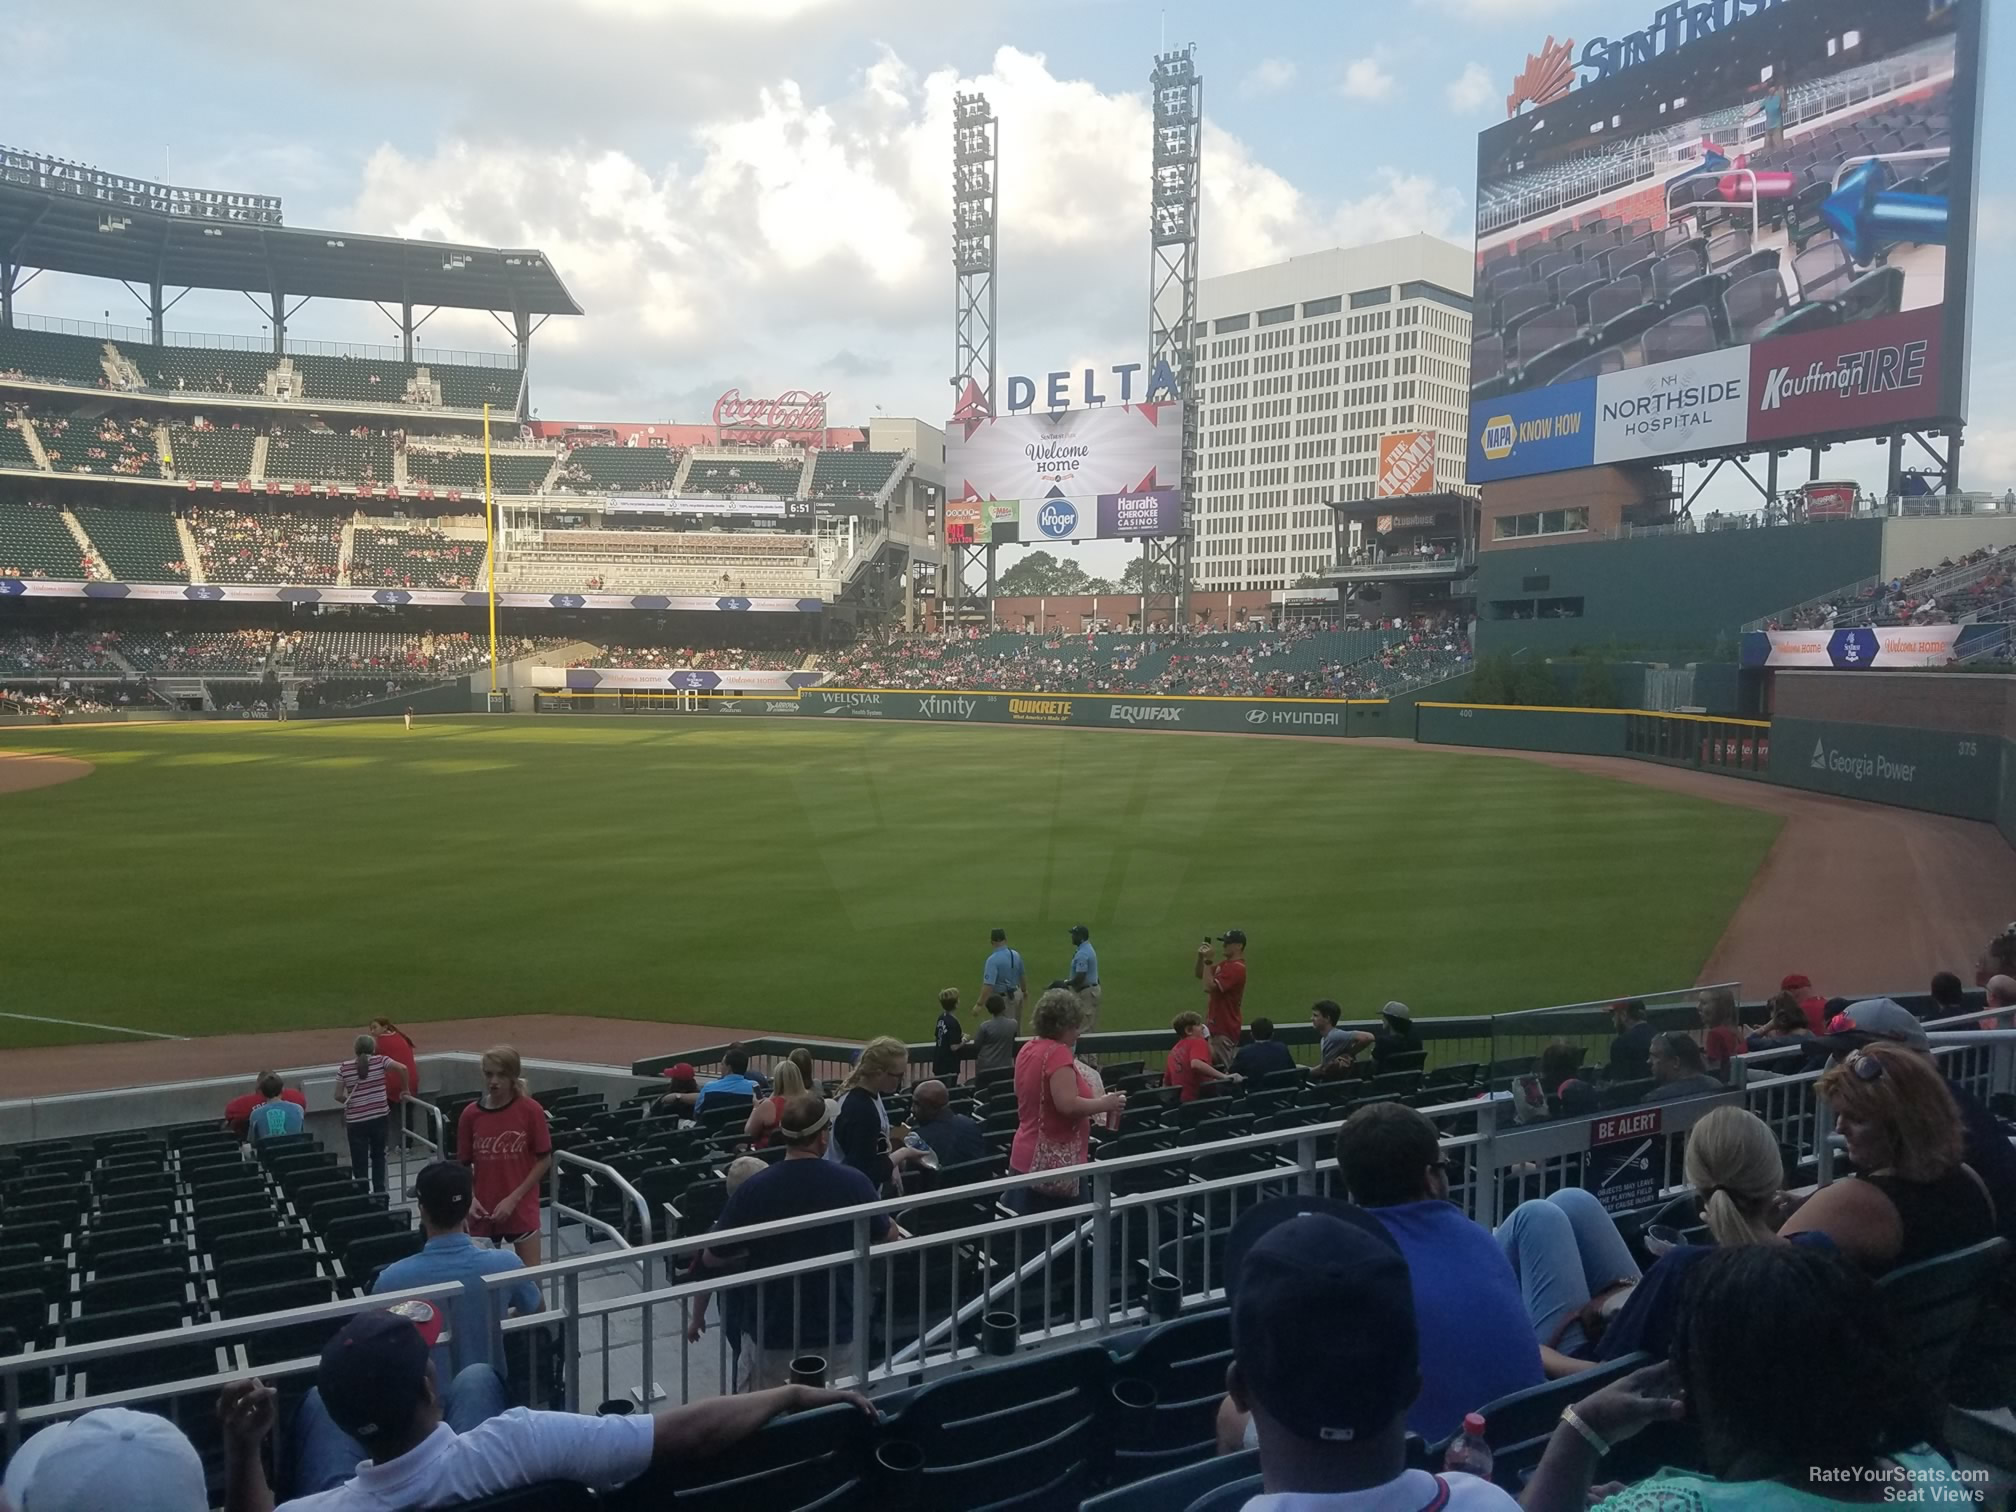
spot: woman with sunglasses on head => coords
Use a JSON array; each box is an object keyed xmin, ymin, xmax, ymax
[{"xmin": 1779, "ymin": 1041, "xmax": 1996, "ymax": 1272}]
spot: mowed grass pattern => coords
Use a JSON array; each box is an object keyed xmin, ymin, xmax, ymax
[{"xmin": 0, "ymin": 717, "xmax": 1782, "ymax": 1049}]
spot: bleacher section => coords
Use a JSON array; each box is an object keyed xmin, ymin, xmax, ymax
[
  {"xmin": 0, "ymin": 415, "xmax": 37, "ymax": 471},
  {"xmin": 263, "ymin": 427, "xmax": 394, "ymax": 487},
  {"xmin": 116, "ymin": 630, "xmax": 273, "ymax": 674},
  {"xmin": 189, "ymin": 507, "xmax": 342, "ymax": 584},
  {"xmin": 133, "ymin": 344, "xmax": 277, "ymax": 398},
  {"xmin": 405, "ymin": 447, "xmax": 554, "ymax": 496},
  {"xmin": 34, "ymin": 414, "xmax": 162, "ymax": 478},
  {"xmin": 0, "ymin": 1125, "xmax": 416, "ymax": 1434},
  {"xmin": 287, "ymin": 353, "xmax": 519, "ymax": 412},
  {"xmin": 0, "ymin": 499, "xmax": 85, "ymax": 579},
  {"xmin": 0, "ymin": 629, "xmax": 125, "ymax": 675},
  {"xmin": 502, "ymin": 529, "xmax": 820, "ymax": 596},
  {"xmin": 0, "ymin": 327, "xmax": 112, "ymax": 389},
  {"xmin": 809, "ymin": 449, "xmax": 903, "ymax": 499},
  {"xmin": 556, "ymin": 444, "xmax": 682, "ymax": 494},
  {"xmin": 70, "ymin": 506, "xmax": 189, "ymax": 583},
  {"xmin": 348, "ymin": 526, "xmax": 483, "ymax": 590},
  {"xmin": 275, "ymin": 629, "xmax": 548, "ymax": 676},
  {"xmin": 165, "ymin": 423, "xmax": 259, "ymax": 484},
  {"xmin": 683, "ymin": 456, "xmax": 802, "ymax": 497}
]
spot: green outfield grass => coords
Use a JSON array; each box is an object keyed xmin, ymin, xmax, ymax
[{"xmin": 0, "ymin": 717, "xmax": 1782, "ymax": 1050}]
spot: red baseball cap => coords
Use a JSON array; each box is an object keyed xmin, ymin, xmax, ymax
[
  {"xmin": 1782, "ymin": 973, "xmax": 1812, "ymax": 992},
  {"xmin": 662, "ymin": 1062, "xmax": 696, "ymax": 1081}
]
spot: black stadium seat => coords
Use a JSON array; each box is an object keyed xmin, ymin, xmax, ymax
[
  {"xmin": 1723, "ymin": 271, "xmax": 1790, "ymax": 343},
  {"xmin": 1639, "ymin": 307, "xmax": 1719, "ymax": 365},
  {"xmin": 601, "ymin": 1401, "xmax": 869, "ymax": 1512}
]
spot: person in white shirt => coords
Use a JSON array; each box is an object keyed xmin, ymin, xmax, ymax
[
  {"xmin": 1225, "ymin": 1196, "xmax": 1519, "ymax": 1512},
  {"xmin": 216, "ymin": 1306, "xmax": 868, "ymax": 1510}
]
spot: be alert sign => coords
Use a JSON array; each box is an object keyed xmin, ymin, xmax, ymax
[{"xmin": 1375, "ymin": 431, "xmax": 1437, "ymax": 497}]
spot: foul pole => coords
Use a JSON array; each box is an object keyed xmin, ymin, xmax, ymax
[{"xmin": 482, "ymin": 403, "xmax": 499, "ymax": 698}]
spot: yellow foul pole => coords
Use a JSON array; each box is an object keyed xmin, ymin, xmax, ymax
[{"xmin": 483, "ymin": 403, "xmax": 498, "ymax": 698}]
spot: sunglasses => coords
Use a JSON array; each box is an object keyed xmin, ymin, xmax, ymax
[{"xmin": 1846, "ymin": 1050, "xmax": 1886, "ymax": 1083}]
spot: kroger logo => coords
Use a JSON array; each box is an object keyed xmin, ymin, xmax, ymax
[
  {"xmin": 1035, "ymin": 500, "xmax": 1080, "ymax": 538},
  {"xmin": 1110, "ymin": 705, "xmax": 1181, "ymax": 725}
]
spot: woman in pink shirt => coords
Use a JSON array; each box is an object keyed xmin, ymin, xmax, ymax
[{"xmin": 1009, "ymin": 988, "xmax": 1125, "ymax": 1212}]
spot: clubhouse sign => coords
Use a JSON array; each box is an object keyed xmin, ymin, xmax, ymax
[{"xmin": 1469, "ymin": 307, "xmax": 1943, "ymax": 482}]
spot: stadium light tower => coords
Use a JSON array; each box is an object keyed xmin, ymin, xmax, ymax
[
  {"xmin": 1147, "ymin": 46, "xmax": 1201, "ymax": 628},
  {"xmin": 949, "ymin": 91, "xmax": 1000, "ymax": 626}
]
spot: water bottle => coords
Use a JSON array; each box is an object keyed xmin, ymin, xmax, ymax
[{"xmin": 1443, "ymin": 1413, "xmax": 1493, "ymax": 1479}]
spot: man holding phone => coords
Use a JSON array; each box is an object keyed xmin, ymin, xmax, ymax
[{"xmin": 1196, "ymin": 929, "xmax": 1248, "ymax": 1065}]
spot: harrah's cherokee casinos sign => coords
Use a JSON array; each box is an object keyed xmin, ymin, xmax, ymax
[{"xmin": 713, "ymin": 388, "xmax": 829, "ymax": 440}]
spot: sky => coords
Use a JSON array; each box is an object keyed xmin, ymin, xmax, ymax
[{"xmin": 10, "ymin": 0, "xmax": 2014, "ymax": 558}]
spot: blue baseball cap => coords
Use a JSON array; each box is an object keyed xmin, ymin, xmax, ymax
[
  {"xmin": 1227, "ymin": 1196, "xmax": 1416, "ymax": 1444},
  {"xmin": 317, "ymin": 1305, "xmax": 445, "ymax": 1441}
]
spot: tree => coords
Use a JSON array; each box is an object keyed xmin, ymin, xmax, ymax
[
  {"xmin": 1467, "ymin": 652, "xmax": 1514, "ymax": 705},
  {"xmin": 1083, "ymin": 577, "xmax": 1119, "ymax": 595},
  {"xmin": 1574, "ymin": 653, "xmax": 1622, "ymax": 709},
  {"xmin": 1511, "ymin": 655, "xmax": 1559, "ymax": 706},
  {"xmin": 1118, "ymin": 556, "xmax": 1181, "ymax": 595},
  {"xmin": 994, "ymin": 551, "xmax": 1092, "ymax": 596}
]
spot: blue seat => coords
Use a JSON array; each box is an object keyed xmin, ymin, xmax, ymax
[
  {"xmin": 1080, "ymin": 1449, "xmax": 1259, "ymax": 1512},
  {"xmin": 1106, "ymin": 1308, "xmax": 1233, "ymax": 1482},
  {"xmin": 1427, "ymin": 1351, "xmax": 1652, "ymax": 1492}
]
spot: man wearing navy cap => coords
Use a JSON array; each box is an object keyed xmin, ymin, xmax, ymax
[
  {"xmin": 217, "ymin": 1304, "xmax": 868, "ymax": 1509},
  {"xmin": 1225, "ymin": 1196, "xmax": 1519, "ymax": 1510}
]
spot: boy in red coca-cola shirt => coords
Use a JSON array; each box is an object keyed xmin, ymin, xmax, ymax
[{"xmin": 456, "ymin": 1044, "xmax": 553, "ymax": 1266}]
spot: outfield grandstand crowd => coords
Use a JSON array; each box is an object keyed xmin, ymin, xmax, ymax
[
  {"xmin": 821, "ymin": 620, "xmax": 1473, "ymax": 698},
  {"xmin": 1766, "ymin": 543, "xmax": 2016, "ymax": 631},
  {"xmin": 5, "ymin": 919, "xmax": 2011, "ymax": 1511}
]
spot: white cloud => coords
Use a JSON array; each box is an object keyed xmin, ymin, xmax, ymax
[
  {"xmin": 1445, "ymin": 63, "xmax": 1496, "ymax": 115},
  {"xmin": 1339, "ymin": 56, "xmax": 1399, "ymax": 103},
  {"xmin": 1240, "ymin": 59, "xmax": 1298, "ymax": 97},
  {"xmin": 330, "ymin": 45, "xmax": 1466, "ymax": 423}
]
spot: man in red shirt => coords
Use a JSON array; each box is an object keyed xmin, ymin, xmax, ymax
[{"xmin": 1196, "ymin": 929, "xmax": 1249, "ymax": 1065}]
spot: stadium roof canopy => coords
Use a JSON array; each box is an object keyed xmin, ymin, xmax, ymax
[{"xmin": 0, "ymin": 181, "xmax": 582, "ymax": 317}]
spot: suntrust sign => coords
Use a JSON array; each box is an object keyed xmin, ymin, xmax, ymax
[{"xmin": 1575, "ymin": 0, "xmax": 1787, "ymax": 85}]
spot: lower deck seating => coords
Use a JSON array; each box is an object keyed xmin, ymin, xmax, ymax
[{"xmin": 116, "ymin": 629, "xmax": 273, "ymax": 673}]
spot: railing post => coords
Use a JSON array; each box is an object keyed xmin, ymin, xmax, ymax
[
  {"xmin": 1472, "ymin": 1098, "xmax": 1502, "ymax": 1228},
  {"xmin": 561, "ymin": 1270, "xmax": 582, "ymax": 1413},
  {"xmin": 1091, "ymin": 1168, "xmax": 1114, "ymax": 1337},
  {"xmin": 1296, "ymin": 1132, "xmax": 1317, "ymax": 1197},
  {"xmin": 1814, "ymin": 1089, "xmax": 1836, "ymax": 1187},
  {"xmin": 852, "ymin": 1214, "xmax": 873, "ymax": 1388}
]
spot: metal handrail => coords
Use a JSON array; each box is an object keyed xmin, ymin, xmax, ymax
[{"xmin": 6, "ymin": 1019, "xmax": 2008, "ymax": 1428}]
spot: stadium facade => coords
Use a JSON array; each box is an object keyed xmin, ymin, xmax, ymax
[{"xmin": 1193, "ymin": 235, "xmax": 1475, "ymax": 593}]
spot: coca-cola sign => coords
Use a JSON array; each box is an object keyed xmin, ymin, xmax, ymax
[{"xmin": 712, "ymin": 387, "xmax": 829, "ymax": 439}]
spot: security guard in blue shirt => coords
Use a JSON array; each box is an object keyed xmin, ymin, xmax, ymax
[{"xmin": 1069, "ymin": 925, "xmax": 1101, "ymax": 1032}]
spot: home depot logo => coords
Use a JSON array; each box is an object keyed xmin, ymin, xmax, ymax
[{"xmin": 1376, "ymin": 431, "xmax": 1437, "ymax": 496}]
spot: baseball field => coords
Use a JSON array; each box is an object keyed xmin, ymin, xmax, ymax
[{"xmin": 0, "ymin": 717, "xmax": 1783, "ymax": 1050}]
